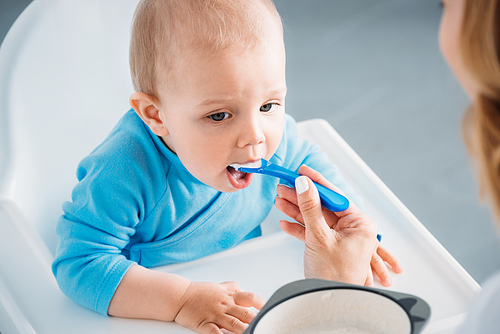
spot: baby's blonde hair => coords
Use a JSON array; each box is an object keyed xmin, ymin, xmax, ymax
[
  {"xmin": 460, "ymin": 0, "xmax": 500, "ymax": 226},
  {"xmin": 129, "ymin": 0, "xmax": 283, "ymax": 97}
]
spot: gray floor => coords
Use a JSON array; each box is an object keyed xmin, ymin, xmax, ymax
[{"xmin": 2, "ymin": 0, "xmax": 500, "ymax": 285}]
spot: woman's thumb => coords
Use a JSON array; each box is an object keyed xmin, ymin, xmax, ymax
[{"xmin": 295, "ymin": 176, "xmax": 328, "ymax": 235}]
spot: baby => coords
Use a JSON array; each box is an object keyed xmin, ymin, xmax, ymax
[{"xmin": 52, "ymin": 0, "xmax": 399, "ymax": 333}]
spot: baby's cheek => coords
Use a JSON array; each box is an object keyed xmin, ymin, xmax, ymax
[{"xmin": 270, "ymin": 123, "xmax": 285, "ymax": 153}]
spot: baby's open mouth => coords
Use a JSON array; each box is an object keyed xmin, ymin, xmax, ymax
[
  {"xmin": 226, "ymin": 165, "xmax": 253, "ymax": 189},
  {"xmin": 227, "ymin": 165, "xmax": 246, "ymax": 180}
]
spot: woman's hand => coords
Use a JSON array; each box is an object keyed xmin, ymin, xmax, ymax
[
  {"xmin": 366, "ymin": 244, "xmax": 402, "ymax": 287},
  {"xmin": 275, "ymin": 165, "xmax": 401, "ymax": 286}
]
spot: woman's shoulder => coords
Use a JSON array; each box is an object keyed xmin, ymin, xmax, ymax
[{"xmin": 456, "ymin": 270, "xmax": 500, "ymax": 333}]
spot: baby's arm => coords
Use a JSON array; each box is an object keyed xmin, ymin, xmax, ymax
[
  {"xmin": 108, "ymin": 265, "xmax": 264, "ymax": 334},
  {"xmin": 53, "ymin": 138, "xmax": 263, "ymax": 333}
]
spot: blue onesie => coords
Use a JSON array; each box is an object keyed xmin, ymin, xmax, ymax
[{"xmin": 52, "ymin": 109, "xmax": 359, "ymax": 316}]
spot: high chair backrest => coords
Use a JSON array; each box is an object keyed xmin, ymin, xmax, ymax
[{"xmin": 0, "ymin": 0, "xmax": 140, "ymax": 254}]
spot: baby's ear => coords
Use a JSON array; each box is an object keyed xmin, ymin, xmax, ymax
[{"xmin": 130, "ymin": 92, "xmax": 169, "ymax": 136}]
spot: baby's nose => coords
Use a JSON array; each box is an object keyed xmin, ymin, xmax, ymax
[{"xmin": 237, "ymin": 119, "xmax": 265, "ymax": 147}]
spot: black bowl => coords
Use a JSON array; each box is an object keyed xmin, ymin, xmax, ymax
[{"xmin": 244, "ymin": 279, "xmax": 431, "ymax": 334}]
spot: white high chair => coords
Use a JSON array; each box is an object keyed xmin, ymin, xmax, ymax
[{"xmin": 0, "ymin": 1, "xmax": 480, "ymax": 333}]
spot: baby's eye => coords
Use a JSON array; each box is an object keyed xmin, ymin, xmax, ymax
[
  {"xmin": 208, "ymin": 112, "xmax": 231, "ymax": 122},
  {"xmin": 260, "ymin": 103, "xmax": 277, "ymax": 112}
]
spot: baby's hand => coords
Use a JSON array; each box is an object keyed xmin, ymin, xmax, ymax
[
  {"xmin": 174, "ymin": 281, "xmax": 265, "ymax": 334},
  {"xmin": 365, "ymin": 244, "xmax": 403, "ymax": 287}
]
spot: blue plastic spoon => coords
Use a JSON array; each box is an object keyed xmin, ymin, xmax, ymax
[
  {"xmin": 231, "ymin": 158, "xmax": 350, "ymax": 212},
  {"xmin": 230, "ymin": 158, "xmax": 382, "ymax": 242}
]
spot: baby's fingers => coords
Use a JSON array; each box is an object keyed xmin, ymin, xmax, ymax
[
  {"xmin": 371, "ymin": 252, "xmax": 392, "ymax": 287},
  {"xmin": 220, "ymin": 281, "xmax": 242, "ymax": 293},
  {"xmin": 217, "ymin": 314, "xmax": 248, "ymax": 334},
  {"xmin": 233, "ymin": 291, "xmax": 265, "ymax": 310},
  {"xmin": 227, "ymin": 305, "xmax": 257, "ymax": 326},
  {"xmin": 198, "ymin": 322, "xmax": 224, "ymax": 334},
  {"xmin": 219, "ymin": 292, "xmax": 264, "ymax": 334},
  {"xmin": 378, "ymin": 245, "xmax": 403, "ymax": 274}
]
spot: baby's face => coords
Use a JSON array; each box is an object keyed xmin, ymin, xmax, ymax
[{"xmin": 157, "ymin": 42, "xmax": 287, "ymax": 192}]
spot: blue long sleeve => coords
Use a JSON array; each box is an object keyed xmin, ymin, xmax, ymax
[{"xmin": 52, "ymin": 110, "xmax": 361, "ymax": 315}]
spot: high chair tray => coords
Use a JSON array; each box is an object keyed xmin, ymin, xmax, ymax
[{"xmin": 0, "ymin": 119, "xmax": 480, "ymax": 334}]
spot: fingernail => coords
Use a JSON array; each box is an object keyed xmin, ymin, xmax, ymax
[
  {"xmin": 295, "ymin": 176, "xmax": 309, "ymax": 194},
  {"xmin": 384, "ymin": 277, "xmax": 392, "ymax": 285}
]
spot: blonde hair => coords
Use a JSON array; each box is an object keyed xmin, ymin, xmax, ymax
[
  {"xmin": 460, "ymin": 0, "xmax": 500, "ymax": 224},
  {"xmin": 129, "ymin": 0, "xmax": 283, "ymax": 97}
]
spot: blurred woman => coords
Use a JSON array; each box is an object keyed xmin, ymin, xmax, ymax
[{"xmin": 439, "ymin": 0, "xmax": 500, "ymax": 331}]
